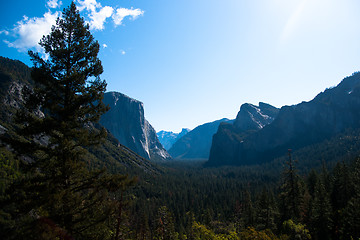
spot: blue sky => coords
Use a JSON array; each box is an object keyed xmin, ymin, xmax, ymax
[{"xmin": 1, "ymin": 0, "xmax": 360, "ymax": 133}]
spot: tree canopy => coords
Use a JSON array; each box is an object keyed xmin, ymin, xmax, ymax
[{"xmin": 0, "ymin": 2, "xmax": 133, "ymax": 239}]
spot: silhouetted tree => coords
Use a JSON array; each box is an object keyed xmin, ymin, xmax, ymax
[
  {"xmin": 339, "ymin": 157, "xmax": 360, "ymax": 239},
  {"xmin": 310, "ymin": 175, "xmax": 333, "ymax": 239},
  {"xmin": 239, "ymin": 189, "xmax": 255, "ymax": 229},
  {"xmin": 0, "ymin": 2, "xmax": 131, "ymax": 239},
  {"xmin": 255, "ymin": 188, "xmax": 277, "ymax": 231},
  {"xmin": 278, "ymin": 150, "xmax": 304, "ymax": 223}
]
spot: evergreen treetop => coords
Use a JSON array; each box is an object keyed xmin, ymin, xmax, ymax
[{"xmin": 0, "ymin": 2, "xmax": 132, "ymax": 239}]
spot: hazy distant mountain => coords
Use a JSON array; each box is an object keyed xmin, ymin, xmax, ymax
[
  {"xmin": 100, "ymin": 92, "xmax": 171, "ymax": 161},
  {"xmin": 168, "ymin": 118, "xmax": 232, "ymax": 159},
  {"xmin": 157, "ymin": 128, "xmax": 190, "ymax": 150},
  {"xmin": 207, "ymin": 72, "xmax": 360, "ymax": 166}
]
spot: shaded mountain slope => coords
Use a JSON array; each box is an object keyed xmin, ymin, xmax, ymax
[
  {"xmin": 0, "ymin": 56, "xmax": 159, "ymax": 174},
  {"xmin": 208, "ymin": 72, "xmax": 360, "ymax": 166},
  {"xmin": 208, "ymin": 103, "xmax": 279, "ymax": 166},
  {"xmin": 168, "ymin": 118, "xmax": 232, "ymax": 159}
]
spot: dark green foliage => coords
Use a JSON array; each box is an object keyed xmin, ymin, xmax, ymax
[
  {"xmin": 309, "ymin": 173, "xmax": 333, "ymax": 239},
  {"xmin": 0, "ymin": 56, "xmax": 31, "ymax": 101},
  {"xmin": 0, "ymin": 57, "xmax": 32, "ymax": 123},
  {"xmin": 255, "ymin": 188, "xmax": 277, "ymax": 231},
  {"xmin": 282, "ymin": 219, "xmax": 311, "ymax": 240},
  {"xmin": 278, "ymin": 151, "xmax": 304, "ymax": 223},
  {"xmin": 154, "ymin": 206, "xmax": 177, "ymax": 240},
  {"xmin": 239, "ymin": 189, "xmax": 255, "ymax": 229},
  {"xmin": 0, "ymin": 2, "xmax": 134, "ymax": 239},
  {"xmin": 338, "ymin": 157, "xmax": 360, "ymax": 239},
  {"xmin": 0, "ymin": 57, "xmax": 31, "ymax": 83},
  {"xmin": 128, "ymin": 155, "xmax": 360, "ymax": 239},
  {"xmin": 331, "ymin": 161, "xmax": 354, "ymax": 210},
  {"xmin": 0, "ymin": 148, "xmax": 20, "ymax": 194}
]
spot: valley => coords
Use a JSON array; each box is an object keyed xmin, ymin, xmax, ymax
[
  {"xmin": 1, "ymin": 55, "xmax": 360, "ymax": 239},
  {"xmin": 1, "ymin": 0, "xmax": 360, "ymax": 239}
]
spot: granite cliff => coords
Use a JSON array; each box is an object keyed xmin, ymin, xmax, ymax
[{"xmin": 100, "ymin": 92, "xmax": 171, "ymax": 161}]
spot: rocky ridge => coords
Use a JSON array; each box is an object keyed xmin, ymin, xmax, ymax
[
  {"xmin": 208, "ymin": 103, "xmax": 279, "ymax": 166},
  {"xmin": 207, "ymin": 72, "xmax": 360, "ymax": 166}
]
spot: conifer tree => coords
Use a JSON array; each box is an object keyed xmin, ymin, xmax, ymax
[
  {"xmin": 255, "ymin": 188, "xmax": 277, "ymax": 231},
  {"xmin": 310, "ymin": 176, "xmax": 333, "ymax": 239},
  {"xmin": 1, "ymin": 2, "xmax": 130, "ymax": 239},
  {"xmin": 155, "ymin": 206, "xmax": 177, "ymax": 240},
  {"xmin": 340, "ymin": 157, "xmax": 360, "ymax": 239},
  {"xmin": 331, "ymin": 160, "xmax": 354, "ymax": 238},
  {"xmin": 240, "ymin": 189, "xmax": 255, "ymax": 229},
  {"xmin": 278, "ymin": 150, "xmax": 304, "ymax": 223},
  {"xmin": 331, "ymin": 161, "xmax": 353, "ymax": 210}
]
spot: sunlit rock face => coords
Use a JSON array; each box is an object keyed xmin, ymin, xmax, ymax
[
  {"xmin": 233, "ymin": 102, "xmax": 279, "ymax": 131},
  {"xmin": 100, "ymin": 92, "xmax": 171, "ymax": 161}
]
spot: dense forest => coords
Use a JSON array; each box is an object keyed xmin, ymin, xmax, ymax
[
  {"xmin": 122, "ymin": 155, "xmax": 360, "ymax": 240},
  {"xmin": 1, "ymin": 2, "xmax": 360, "ymax": 240},
  {"xmin": 2, "ymin": 145, "xmax": 360, "ymax": 239}
]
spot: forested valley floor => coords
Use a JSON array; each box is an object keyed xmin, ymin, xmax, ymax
[
  {"xmin": 2, "ymin": 145, "xmax": 360, "ymax": 239},
  {"xmin": 110, "ymin": 153, "xmax": 360, "ymax": 240}
]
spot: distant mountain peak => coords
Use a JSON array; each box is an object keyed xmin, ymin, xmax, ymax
[
  {"xmin": 168, "ymin": 118, "xmax": 233, "ymax": 159},
  {"xmin": 157, "ymin": 128, "xmax": 190, "ymax": 151},
  {"xmin": 234, "ymin": 102, "xmax": 279, "ymax": 131}
]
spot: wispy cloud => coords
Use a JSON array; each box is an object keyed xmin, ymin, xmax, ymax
[
  {"xmin": 0, "ymin": 30, "xmax": 9, "ymax": 35},
  {"xmin": 77, "ymin": 0, "xmax": 144, "ymax": 30},
  {"xmin": 77, "ymin": 0, "xmax": 112, "ymax": 30},
  {"xmin": 47, "ymin": 0, "xmax": 62, "ymax": 9},
  {"xmin": 77, "ymin": 0, "xmax": 101, "ymax": 12},
  {"xmin": 113, "ymin": 7, "xmax": 144, "ymax": 26},
  {"xmin": 2, "ymin": 0, "xmax": 143, "ymax": 53},
  {"xmin": 88, "ymin": 5, "xmax": 114, "ymax": 30},
  {"xmin": 4, "ymin": 11, "xmax": 59, "ymax": 52}
]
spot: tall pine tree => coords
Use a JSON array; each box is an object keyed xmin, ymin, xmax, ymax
[
  {"xmin": 1, "ymin": 2, "xmax": 131, "ymax": 239},
  {"xmin": 340, "ymin": 157, "xmax": 360, "ymax": 239},
  {"xmin": 309, "ymin": 175, "xmax": 333, "ymax": 239},
  {"xmin": 255, "ymin": 188, "xmax": 277, "ymax": 231},
  {"xmin": 278, "ymin": 150, "xmax": 304, "ymax": 224}
]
